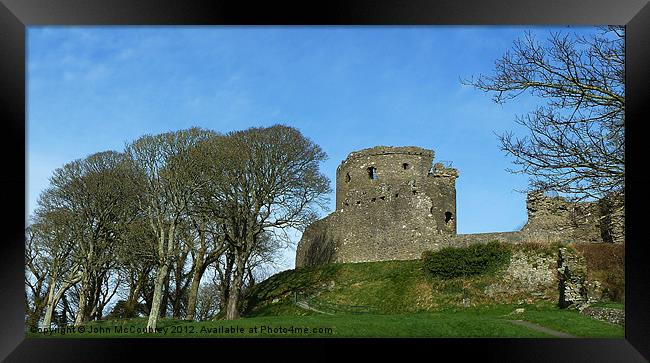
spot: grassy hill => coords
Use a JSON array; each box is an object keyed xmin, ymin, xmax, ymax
[
  {"xmin": 242, "ymin": 259, "xmax": 429, "ymax": 317},
  {"xmin": 241, "ymin": 255, "xmax": 554, "ymax": 317}
]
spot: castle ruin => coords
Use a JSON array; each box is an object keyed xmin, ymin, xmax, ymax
[{"xmin": 295, "ymin": 146, "xmax": 624, "ymax": 268}]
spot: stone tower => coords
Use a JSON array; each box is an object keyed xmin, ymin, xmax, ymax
[{"xmin": 296, "ymin": 146, "xmax": 459, "ymax": 267}]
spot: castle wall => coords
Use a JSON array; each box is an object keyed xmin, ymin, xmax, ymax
[
  {"xmin": 521, "ymin": 191, "xmax": 624, "ymax": 244},
  {"xmin": 453, "ymin": 231, "xmax": 523, "ymax": 245},
  {"xmin": 294, "ymin": 217, "xmax": 338, "ymax": 267},
  {"xmin": 598, "ymin": 192, "xmax": 625, "ymax": 244},
  {"xmin": 422, "ymin": 165, "xmax": 458, "ymax": 234}
]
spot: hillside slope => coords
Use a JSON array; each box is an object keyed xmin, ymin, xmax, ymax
[{"xmin": 241, "ymin": 252, "xmax": 558, "ymax": 317}]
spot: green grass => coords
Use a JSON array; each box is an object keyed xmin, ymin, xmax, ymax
[
  {"xmin": 27, "ymin": 303, "xmax": 623, "ymax": 338},
  {"xmin": 242, "ymin": 257, "xmax": 557, "ymax": 316},
  {"xmin": 495, "ymin": 302, "xmax": 623, "ymax": 338},
  {"xmin": 242, "ymin": 259, "xmax": 434, "ymax": 316}
]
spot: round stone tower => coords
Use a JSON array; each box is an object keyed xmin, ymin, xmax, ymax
[
  {"xmin": 295, "ymin": 145, "xmax": 459, "ymax": 267},
  {"xmin": 336, "ymin": 146, "xmax": 434, "ymax": 209},
  {"xmin": 334, "ymin": 146, "xmax": 458, "ymax": 235}
]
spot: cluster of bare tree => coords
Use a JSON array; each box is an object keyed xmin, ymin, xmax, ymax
[{"xmin": 25, "ymin": 125, "xmax": 331, "ymax": 331}]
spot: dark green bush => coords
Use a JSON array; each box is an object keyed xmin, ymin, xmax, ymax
[
  {"xmin": 421, "ymin": 241, "xmax": 512, "ymax": 279},
  {"xmin": 107, "ymin": 300, "xmax": 147, "ymax": 319}
]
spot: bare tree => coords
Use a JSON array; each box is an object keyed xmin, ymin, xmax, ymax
[
  {"xmin": 241, "ymin": 230, "xmax": 284, "ymax": 294},
  {"xmin": 39, "ymin": 151, "xmax": 142, "ymax": 326},
  {"xmin": 180, "ymin": 142, "xmax": 231, "ymax": 321},
  {"xmin": 464, "ymin": 27, "xmax": 624, "ymax": 202},
  {"xmin": 195, "ymin": 125, "xmax": 330, "ymax": 319},
  {"xmin": 164, "ymin": 220, "xmax": 194, "ymax": 319},
  {"xmin": 27, "ymin": 209, "xmax": 82, "ymax": 329},
  {"xmin": 90, "ymin": 269, "xmax": 122, "ymax": 321},
  {"xmin": 26, "ymin": 125, "xmax": 329, "ymax": 328},
  {"xmin": 214, "ymin": 249, "xmax": 235, "ymax": 314},
  {"xmin": 125, "ymin": 128, "xmax": 215, "ymax": 330},
  {"xmin": 25, "ymin": 225, "xmax": 51, "ymax": 330},
  {"xmin": 25, "ymin": 226, "xmax": 49, "ymax": 330}
]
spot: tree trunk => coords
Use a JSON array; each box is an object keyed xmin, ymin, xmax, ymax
[
  {"xmin": 225, "ymin": 262, "xmax": 244, "ymax": 320},
  {"xmin": 142, "ymin": 272, "xmax": 154, "ymax": 315},
  {"xmin": 125, "ymin": 279, "xmax": 142, "ymax": 317},
  {"xmin": 160, "ymin": 272, "xmax": 170, "ymax": 318},
  {"xmin": 185, "ymin": 252, "xmax": 206, "ymax": 321},
  {"xmin": 42, "ymin": 279, "xmax": 75, "ymax": 329},
  {"xmin": 41, "ymin": 281, "xmax": 58, "ymax": 329},
  {"xmin": 26, "ymin": 281, "xmax": 47, "ymax": 331},
  {"xmin": 61, "ymin": 294, "xmax": 72, "ymax": 325},
  {"xmin": 26, "ymin": 301, "xmax": 44, "ymax": 331},
  {"xmin": 146, "ymin": 263, "xmax": 169, "ymax": 330},
  {"xmin": 218, "ymin": 251, "xmax": 234, "ymax": 312},
  {"xmin": 89, "ymin": 305, "xmax": 98, "ymax": 321},
  {"xmin": 74, "ymin": 282, "xmax": 87, "ymax": 327},
  {"xmin": 88, "ymin": 275, "xmax": 103, "ymax": 321},
  {"xmin": 172, "ymin": 265, "xmax": 184, "ymax": 319}
]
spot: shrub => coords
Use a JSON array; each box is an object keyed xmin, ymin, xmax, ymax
[
  {"xmin": 573, "ymin": 243, "xmax": 624, "ymax": 272},
  {"xmin": 107, "ymin": 300, "xmax": 147, "ymax": 319},
  {"xmin": 422, "ymin": 241, "xmax": 512, "ymax": 279}
]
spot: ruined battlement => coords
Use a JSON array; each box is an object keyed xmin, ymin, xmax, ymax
[
  {"xmin": 339, "ymin": 146, "xmax": 433, "ymax": 163},
  {"xmin": 522, "ymin": 190, "xmax": 625, "ymax": 244}
]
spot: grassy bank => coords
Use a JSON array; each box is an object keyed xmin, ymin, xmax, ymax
[{"xmin": 242, "ymin": 256, "xmax": 555, "ymax": 317}]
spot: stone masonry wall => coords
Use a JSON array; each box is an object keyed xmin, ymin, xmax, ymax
[
  {"xmin": 522, "ymin": 191, "xmax": 625, "ymax": 244},
  {"xmin": 557, "ymin": 247, "xmax": 589, "ymax": 308},
  {"xmin": 484, "ymin": 249, "xmax": 559, "ymax": 302},
  {"xmin": 598, "ymin": 191, "xmax": 625, "ymax": 244}
]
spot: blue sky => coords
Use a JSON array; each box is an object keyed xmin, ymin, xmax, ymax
[{"xmin": 27, "ymin": 26, "xmax": 599, "ymax": 269}]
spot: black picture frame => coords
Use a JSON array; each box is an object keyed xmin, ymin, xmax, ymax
[{"xmin": 2, "ymin": 0, "xmax": 649, "ymax": 361}]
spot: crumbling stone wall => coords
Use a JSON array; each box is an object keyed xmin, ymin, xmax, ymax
[
  {"xmin": 521, "ymin": 191, "xmax": 625, "ymax": 244},
  {"xmin": 580, "ymin": 307, "xmax": 625, "ymax": 325},
  {"xmin": 557, "ymin": 247, "xmax": 589, "ymax": 309},
  {"xmin": 297, "ymin": 146, "xmax": 458, "ymax": 267},
  {"xmin": 486, "ymin": 245, "xmax": 616, "ymax": 309},
  {"xmin": 484, "ymin": 249, "xmax": 558, "ymax": 302},
  {"xmin": 598, "ymin": 191, "xmax": 625, "ymax": 244},
  {"xmin": 453, "ymin": 231, "xmax": 522, "ymax": 245}
]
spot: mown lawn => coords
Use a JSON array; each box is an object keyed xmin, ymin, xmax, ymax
[{"xmin": 27, "ymin": 303, "xmax": 623, "ymax": 338}]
